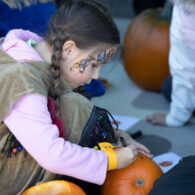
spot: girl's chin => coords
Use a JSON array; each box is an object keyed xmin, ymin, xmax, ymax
[
  {"xmin": 86, "ymin": 80, "xmax": 92, "ymax": 85},
  {"xmin": 72, "ymin": 81, "xmax": 89, "ymax": 88}
]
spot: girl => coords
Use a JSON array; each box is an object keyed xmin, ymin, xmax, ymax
[
  {"xmin": 0, "ymin": 0, "xmax": 151, "ymax": 194},
  {"xmin": 0, "ymin": 0, "xmax": 107, "ymax": 99},
  {"xmin": 147, "ymin": 0, "xmax": 195, "ymax": 127}
]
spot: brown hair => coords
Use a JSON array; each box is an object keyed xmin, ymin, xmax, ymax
[{"xmin": 45, "ymin": 0, "xmax": 120, "ymax": 116}]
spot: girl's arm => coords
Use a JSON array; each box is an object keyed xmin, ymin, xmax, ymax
[{"xmin": 3, "ymin": 93, "xmax": 108, "ymax": 185}]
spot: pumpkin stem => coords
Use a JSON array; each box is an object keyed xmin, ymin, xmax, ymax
[
  {"xmin": 136, "ymin": 178, "xmax": 144, "ymax": 187},
  {"xmin": 159, "ymin": 0, "xmax": 173, "ymax": 20}
]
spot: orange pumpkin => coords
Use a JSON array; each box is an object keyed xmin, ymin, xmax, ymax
[
  {"xmin": 22, "ymin": 180, "xmax": 86, "ymax": 195},
  {"xmin": 123, "ymin": 3, "xmax": 172, "ymax": 92},
  {"xmin": 101, "ymin": 153, "xmax": 163, "ymax": 195}
]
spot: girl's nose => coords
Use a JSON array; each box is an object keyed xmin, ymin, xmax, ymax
[{"xmin": 92, "ymin": 68, "xmax": 100, "ymax": 80}]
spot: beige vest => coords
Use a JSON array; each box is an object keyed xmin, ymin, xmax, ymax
[{"xmin": 0, "ymin": 49, "xmax": 93, "ymax": 194}]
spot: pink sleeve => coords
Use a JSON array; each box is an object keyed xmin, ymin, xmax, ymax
[
  {"xmin": 3, "ymin": 93, "xmax": 108, "ymax": 185},
  {"xmin": 1, "ymin": 29, "xmax": 43, "ymax": 62}
]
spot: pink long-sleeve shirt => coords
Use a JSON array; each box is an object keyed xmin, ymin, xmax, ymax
[{"xmin": 1, "ymin": 29, "xmax": 108, "ymax": 185}]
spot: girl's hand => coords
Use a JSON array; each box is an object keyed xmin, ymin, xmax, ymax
[
  {"xmin": 115, "ymin": 130, "xmax": 153, "ymax": 158},
  {"xmin": 146, "ymin": 113, "xmax": 167, "ymax": 126},
  {"xmin": 113, "ymin": 145, "xmax": 138, "ymax": 169}
]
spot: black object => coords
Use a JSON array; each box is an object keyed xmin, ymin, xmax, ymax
[
  {"xmin": 120, "ymin": 137, "xmax": 126, "ymax": 147},
  {"xmin": 79, "ymin": 106, "xmax": 117, "ymax": 148},
  {"xmin": 149, "ymin": 155, "xmax": 195, "ymax": 195},
  {"xmin": 119, "ymin": 130, "xmax": 143, "ymax": 146},
  {"xmin": 133, "ymin": 0, "xmax": 166, "ymax": 14},
  {"xmin": 61, "ymin": 106, "xmax": 117, "ymax": 195},
  {"xmin": 130, "ymin": 130, "xmax": 143, "ymax": 139}
]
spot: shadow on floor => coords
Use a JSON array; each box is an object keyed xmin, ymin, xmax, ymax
[
  {"xmin": 132, "ymin": 91, "xmax": 170, "ymax": 111},
  {"xmin": 136, "ymin": 134, "xmax": 172, "ymax": 156}
]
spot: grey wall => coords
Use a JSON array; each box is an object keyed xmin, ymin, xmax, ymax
[{"xmin": 98, "ymin": 0, "xmax": 135, "ymax": 18}]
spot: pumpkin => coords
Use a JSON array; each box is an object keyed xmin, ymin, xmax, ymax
[
  {"xmin": 101, "ymin": 153, "xmax": 163, "ymax": 195},
  {"xmin": 22, "ymin": 180, "xmax": 86, "ymax": 195},
  {"xmin": 123, "ymin": 2, "xmax": 172, "ymax": 92}
]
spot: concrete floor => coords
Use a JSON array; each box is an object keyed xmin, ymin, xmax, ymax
[{"xmin": 91, "ymin": 18, "xmax": 195, "ymax": 158}]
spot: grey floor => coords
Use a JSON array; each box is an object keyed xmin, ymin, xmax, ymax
[{"xmin": 91, "ymin": 18, "xmax": 195, "ymax": 158}]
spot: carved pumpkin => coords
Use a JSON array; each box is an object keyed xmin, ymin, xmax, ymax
[
  {"xmin": 22, "ymin": 180, "xmax": 86, "ymax": 195},
  {"xmin": 123, "ymin": 3, "xmax": 172, "ymax": 92},
  {"xmin": 101, "ymin": 153, "xmax": 163, "ymax": 195}
]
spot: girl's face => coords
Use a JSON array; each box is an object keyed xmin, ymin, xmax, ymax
[{"xmin": 60, "ymin": 41, "xmax": 116, "ymax": 89}]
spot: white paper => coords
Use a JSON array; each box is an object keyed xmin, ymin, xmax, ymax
[
  {"xmin": 109, "ymin": 114, "xmax": 140, "ymax": 131},
  {"xmin": 153, "ymin": 152, "xmax": 182, "ymax": 173}
]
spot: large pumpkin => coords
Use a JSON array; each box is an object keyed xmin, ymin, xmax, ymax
[
  {"xmin": 22, "ymin": 180, "xmax": 86, "ymax": 195},
  {"xmin": 123, "ymin": 2, "xmax": 172, "ymax": 92},
  {"xmin": 101, "ymin": 153, "xmax": 163, "ymax": 195}
]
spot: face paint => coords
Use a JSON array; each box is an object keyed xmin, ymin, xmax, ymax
[
  {"xmin": 70, "ymin": 49, "xmax": 114, "ymax": 73},
  {"xmin": 72, "ymin": 56, "xmax": 95, "ymax": 73},
  {"xmin": 97, "ymin": 50, "xmax": 106, "ymax": 63},
  {"xmin": 96, "ymin": 49, "xmax": 114, "ymax": 64}
]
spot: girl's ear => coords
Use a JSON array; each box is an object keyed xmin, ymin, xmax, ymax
[{"xmin": 62, "ymin": 40, "xmax": 77, "ymax": 59}]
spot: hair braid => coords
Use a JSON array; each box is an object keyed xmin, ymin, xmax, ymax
[
  {"xmin": 48, "ymin": 30, "xmax": 70, "ymax": 117},
  {"xmin": 45, "ymin": 0, "xmax": 120, "ymax": 116}
]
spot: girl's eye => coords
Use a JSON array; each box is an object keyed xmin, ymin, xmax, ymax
[{"xmin": 92, "ymin": 64, "xmax": 98, "ymax": 68}]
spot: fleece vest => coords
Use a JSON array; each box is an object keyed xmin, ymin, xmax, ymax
[{"xmin": 0, "ymin": 48, "xmax": 93, "ymax": 194}]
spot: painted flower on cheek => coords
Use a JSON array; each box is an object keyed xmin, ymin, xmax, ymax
[
  {"xmin": 71, "ymin": 56, "xmax": 95, "ymax": 73},
  {"xmin": 70, "ymin": 49, "xmax": 114, "ymax": 74}
]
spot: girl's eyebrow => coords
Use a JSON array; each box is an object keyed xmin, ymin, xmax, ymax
[
  {"xmin": 89, "ymin": 49, "xmax": 113, "ymax": 64},
  {"xmin": 89, "ymin": 56, "xmax": 96, "ymax": 61}
]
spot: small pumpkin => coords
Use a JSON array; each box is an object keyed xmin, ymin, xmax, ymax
[
  {"xmin": 123, "ymin": 2, "xmax": 172, "ymax": 92},
  {"xmin": 101, "ymin": 153, "xmax": 163, "ymax": 195},
  {"xmin": 22, "ymin": 180, "xmax": 86, "ymax": 195}
]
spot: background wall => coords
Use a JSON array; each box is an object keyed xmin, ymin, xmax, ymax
[{"xmin": 98, "ymin": 0, "xmax": 166, "ymax": 18}]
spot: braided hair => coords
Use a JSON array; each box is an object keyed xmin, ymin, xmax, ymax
[{"xmin": 45, "ymin": 0, "xmax": 120, "ymax": 116}]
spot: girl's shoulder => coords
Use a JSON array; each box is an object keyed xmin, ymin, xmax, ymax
[
  {"xmin": 0, "ymin": 49, "xmax": 50, "ymax": 103},
  {"xmin": 60, "ymin": 91, "xmax": 93, "ymax": 110},
  {"xmin": 0, "ymin": 51, "xmax": 50, "ymax": 123},
  {"xmin": 0, "ymin": 48, "xmax": 50, "ymax": 89}
]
